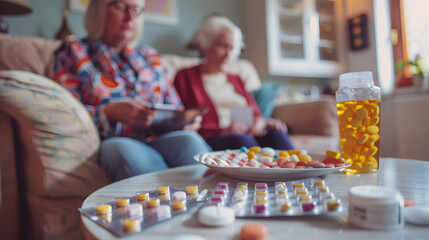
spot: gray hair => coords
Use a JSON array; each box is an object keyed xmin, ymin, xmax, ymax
[
  {"xmin": 84, "ymin": 0, "xmax": 144, "ymax": 46},
  {"xmin": 186, "ymin": 15, "xmax": 244, "ymax": 60}
]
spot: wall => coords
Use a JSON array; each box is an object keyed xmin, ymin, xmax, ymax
[{"xmin": 5, "ymin": 0, "xmax": 242, "ymax": 57}]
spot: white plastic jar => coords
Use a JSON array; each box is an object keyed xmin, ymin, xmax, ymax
[{"xmin": 348, "ymin": 185, "xmax": 404, "ymax": 230}]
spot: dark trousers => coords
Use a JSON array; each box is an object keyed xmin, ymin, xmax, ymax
[{"xmin": 206, "ymin": 129, "xmax": 294, "ymax": 151}]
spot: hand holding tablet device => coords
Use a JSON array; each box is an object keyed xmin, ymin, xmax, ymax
[{"xmin": 149, "ymin": 104, "xmax": 208, "ymax": 135}]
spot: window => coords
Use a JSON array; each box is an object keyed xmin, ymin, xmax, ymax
[{"xmin": 391, "ymin": 0, "xmax": 429, "ymax": 87}]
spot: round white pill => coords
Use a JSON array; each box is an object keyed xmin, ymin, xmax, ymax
[
  {"xmin": 198, "ymin": 206, "xmax": 235, "ymax": 227},
  {"xmin": 260, "ymin": 147, "xmax": 275, "ymax": 156},
  {"xmin": 172, "ymin": 191, "xmax": 187, "ymax": 201},
  {"xmin": 404, "ymin": 206, "xmax": 429, "ymax": 226}
]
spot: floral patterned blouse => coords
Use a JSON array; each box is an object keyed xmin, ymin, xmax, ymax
[{"xmin": 54, "ymin": 38, "xmax": 182, "ymax": 140}]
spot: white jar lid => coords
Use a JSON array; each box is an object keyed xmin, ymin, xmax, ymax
[
  {"xmin": 339, "ymin": 71, "xmax": 374, "ymax": 88},
  {"xmin": 348, "ymin": 185, "xmax": 403, "ymax": 205}
]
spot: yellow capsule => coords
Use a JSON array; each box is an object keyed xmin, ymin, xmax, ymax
[
  {"xmin": 346, "ymin": 136, "xmax": 358, "ymax": 146},
  {"xmin": 313, "ymin": 181, "xmax": 325, "ymax": 187},
  {"xmin": 361, "ymin": 147, "xmax": 369, "ymax": 157},
  {"xmin": 299, "ymin": 196, "xmax": 313, "ymax": 202},
  {"xmin": 137, "ymin": 192, "xmax": 149, "ymax": 201},
  {"xmin": 146, "ymin": 198, "xmax": 160, "ymax": 208},
  {"xmin": 362, "ymin": 161, "xmax": 377, "ymax": 171},
  {"xmin": 157, "ymin": 186, "xmax": 170, "ymax": 195},
  {"xmin": 366, "ymin": 146, "xmax": 378, "ymax": 157},
  {"xmin": 96, "ymin": 204, "xmax": 112, "ymax": 215},
  {"xmin": 326, "ymin": 150, "xmax": 341, "ymax": 159},
  {"xmin": 327, "ymin": 201, "xmax": 340, "ymax": 211},
  {"xmin": 362, "ymin": 117, "xmax": 371, "ymax": 126},
  {"xmin": 261, "ymin": 153, "xmax": 273, "ymax": 157},
  {"xmin": 298, "ymin": 154, "xmax": 312, "ymax": 162},
  {"xmin": 279, "ymin": 151, "xmax": 290, "ymax": 158},
  {"xmin": 368, "ymin": 134, "xmax": 379, "ymax": 143},
  {"xmin": 319, "ymin": 187, "xmax": 329, "ymax": 193},
  {"xmin": 356, "ymin": 108, "xmax": 369, "ymax": 119},
  {"xmin": 351, "ymin": 162, "xmax": 362, "ymax": 170},
  {"xmin": 366, "ymin": 125, "xmax": 379, "ymax": 134},
  {"xmin": 358, "ymin": 134, "xmax": 369, "ymax": 145},
  {"xmin": 350, "ymin": 153, "xmax": 359, "ymax": 161},
  {"xmin": 186, "ymin": 186, "xmax": 198, "ymax": 194},
  {"xmin": 122, "ymin": 219, "xmax": 139, "ymax": 233},
  {"xmin": 249, "ymin": 146, "xmax": 261, "ymax": 153},
  {"xmin": 293, "ymin": 183, "xmax": 305, "ymax": 189},
  {"xmin": 342, "ymin": 109, "xmax": 354, "ymax": 118},
  {"xmin": 288, "ymin": 150, "xmax": 301, "ymax": 156},
  {"xmin": 368, "ymin": 157, "xmax": 378, "ymax": 164},
  {"xmin": 172, "ymin": 200, "xmax": 185, "ymax": 210},
  {"xmin": 344, "ymin": 103, "xmax": 356, "ymax": 109},
  {"xmin": 370, "ymin": 116, "xmax": 380, "ymax": 125},
  {"xmin": 256, "ymin": 191, "xmax": 267, "ymax": 196},
  {"xmin": 350, "ymin": 118, "xmax": 362, "ymax": 128},
  {"xmin": 247, "ymin": 151, "xmax": 256, "ymax": 159},
  {"xmin": 338, "ymin": 118, "xmax": 349, "ymax": 128},
  {"xmin": 115, "ymin": 198, "xmax": 129, "ymax": 207},
  {"xmin": 280, "ymin": 202, "xmax": 291, "ymax": 212},
  {"xmin": 372, "ymin": 105, "xmax": 380, "ymax": 116},
  {"xmin": 238, "ymin": 184, "xmax": 247, "ymax": 190},
  {"xmin": 277, "ymin": 190, "xmax": 287, "ymax": 195},
  {"xmin": 343, "ymin": 127, "xmax": 356, "ymax": 137},
  {"xmin": 255, "ymin": 198, "xmax": 266, "ymax": 204},
  {"xmin": 296, "ymin": 190, "xmax": 308, "ymax": 195},
  {"xmin": 354, "ymin": 145, "xmax": 363, "ymax": 153}
]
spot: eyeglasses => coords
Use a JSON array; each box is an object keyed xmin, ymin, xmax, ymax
[{"xmin": 109, "ymin": 1, "xmax": 144, "ymax": 17}]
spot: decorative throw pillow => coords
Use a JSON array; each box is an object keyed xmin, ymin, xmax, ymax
[
  {"xmin": 251, "ymin": 82, "xmax": 279, "ymax": 118},
  {"xmin": 0, "ymin": 70, "xmax": 109, "ymax": 197}
]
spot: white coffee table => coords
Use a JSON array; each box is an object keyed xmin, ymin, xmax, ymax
[{"xmin": 81, "ymin": 158, "xmax": 429, "ymax": 240}]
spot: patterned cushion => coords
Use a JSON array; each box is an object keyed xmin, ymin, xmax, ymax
[{"xmin": 0, "ymin": 70, "xmax": 109, "ymax": 197}]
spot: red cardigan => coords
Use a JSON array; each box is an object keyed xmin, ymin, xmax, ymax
[{"xmin": 174, "ymin": 65, "xmax": 262, "ymax": 139}]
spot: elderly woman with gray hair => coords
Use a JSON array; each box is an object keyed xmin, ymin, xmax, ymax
[
  {"xmin": 53, "ymin": 0, "xmax": 211, "ymax": 182},
  {"xmin": 174, "ymin": 15, "xmax": 294, "ymax": 151}
]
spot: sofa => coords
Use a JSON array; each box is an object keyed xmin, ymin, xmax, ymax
[{"xmin": 0, "ymin": 33, "xmax": 339, "ymax": 240}]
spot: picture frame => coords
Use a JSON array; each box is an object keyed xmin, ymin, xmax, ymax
[
  {"xmin": 144, "ymin": 0, "xmax": 178, "ymax": 25},
  {"xmin": 348, "ymin": 14, "xmax": 369, "ymax": 51},
  {"xmin": 68, "ymin": 0, "xmax": 89, "ymax": 13}
]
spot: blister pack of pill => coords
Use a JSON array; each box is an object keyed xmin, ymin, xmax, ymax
[
  {"xmin": 203, "ymin": 177, "xmax": 342, "ymax": 217},
  {"xmin": 79, "ymin": 185, "xmax": 207, "ymax": 237}
]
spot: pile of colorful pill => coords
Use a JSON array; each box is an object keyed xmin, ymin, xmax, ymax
[
  {"xmin": 79, "ymin": 185, "xmax": 206, "ymax": 237},
  {"xmin": 337, "ymin": 99, "xmax": 380, "ymax": 172},
  {"xmin": 198, "ymin": 147, "xmax": 347, "ymax": 169},
  {"xmin": 203, "ymin": 178, "xmax": 342, "ymax": 217}
]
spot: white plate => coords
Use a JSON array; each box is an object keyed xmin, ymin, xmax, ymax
[{"xmin": 194, "ymin": 150, "xmax": 348, "ymax": 181}]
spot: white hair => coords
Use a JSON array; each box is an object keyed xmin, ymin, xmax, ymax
[
  {"xmin": 84, "ymin": 0, "xmax": 144, "ymax": 46},
  {"xmin": 187, "ymin": 15, "xmax": 244, "ymax": 60}
]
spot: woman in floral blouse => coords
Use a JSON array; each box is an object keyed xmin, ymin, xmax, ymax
[{"xmin": 54, "ymin": 0, "xmax": 211, "ymax": 181}]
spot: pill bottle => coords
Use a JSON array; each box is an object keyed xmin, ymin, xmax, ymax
[
  {"xmin": 335, "ymin": 71, "xmax": 381, "ymax": 173},
  {"xmin": 348, "ymin": 185, "xmax": 404, "ymax": 230}
]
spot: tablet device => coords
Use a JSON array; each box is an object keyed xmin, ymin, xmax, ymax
[{"xmin": 150, "ymin": 106, "xmax": 208, "ymax": 135}]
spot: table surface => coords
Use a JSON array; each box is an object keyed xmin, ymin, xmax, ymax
[{"xmin": 81, "ymin": 158, "xmax": 429, "ymax": 240}]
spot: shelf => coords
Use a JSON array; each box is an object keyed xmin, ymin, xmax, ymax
[
  {"xmin": 242, "ymin": 0, "xmax": 344, "ymax": 77},
  {"xmin": 279, "ymin": 8, "xmax": 302, "ymax": 17},
  {"xmin": 280, "ymin": 34, "xmax": 304, "ymax": 44}
]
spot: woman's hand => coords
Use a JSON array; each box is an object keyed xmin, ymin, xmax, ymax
[
  {"xmin": 104, "ymin": 100, "xmax": 155, "ymax": 130},
  {"xmin": 266, "ymin": 118, "xmax": 287, "ymax": 132},
  {"xmin": 222, "ymin": 121, "xmax": 248, "ymax": 135},
  {"xmin": 248, "ymin": 116, "xmax": 267, "ymax": 137},
  {"xmin": 183, "ymin": 115, "xmax": 202, "ymax": 132}
]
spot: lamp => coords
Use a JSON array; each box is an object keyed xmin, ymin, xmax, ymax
[{"xmin": 0, "ymin": 0, "xmax": 33, "ymax": 33}]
